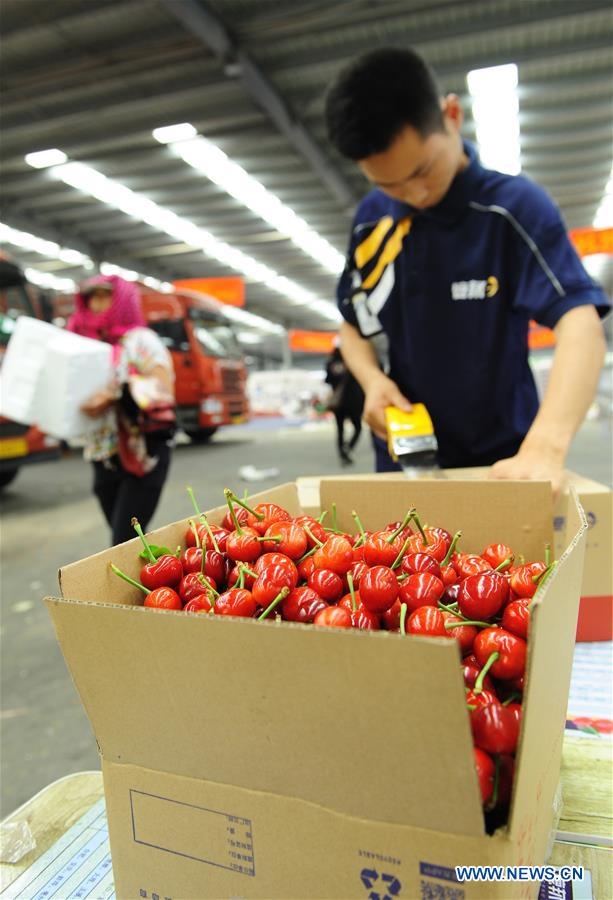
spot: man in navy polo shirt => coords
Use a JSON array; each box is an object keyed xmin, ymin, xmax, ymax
[{"xmin": 325, "ymin": 47, "xmax": 609, "ymax": 492}]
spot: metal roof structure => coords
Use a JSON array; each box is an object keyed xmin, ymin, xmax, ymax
[{"xmin": 2, "ymin": 0, "xmax": 612, "ymax": 345}]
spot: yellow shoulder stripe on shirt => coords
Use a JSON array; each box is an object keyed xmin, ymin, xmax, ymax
[
  {"xmin": 354, "ymin": 215, "xmax": 394, "ymax": 269},
  {"xmin": 362, "ymin": 218, "xmax": 411, "ymax": 290}
]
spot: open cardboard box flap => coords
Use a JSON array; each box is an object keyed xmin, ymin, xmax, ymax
[{"xmin": 47, "ymin": 479, "xmax": 586, "ymax": 851}]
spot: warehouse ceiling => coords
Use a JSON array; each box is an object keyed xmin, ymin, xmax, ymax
[{"xmin": 2, "ymin": 0, "xmax": 612, "ymax": 343}]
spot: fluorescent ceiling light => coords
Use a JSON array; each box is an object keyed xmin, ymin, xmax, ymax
[
  {"xmin": 26, "ymin": 153, "xmax": 336, "ymax": 324},
  {"xmin": 152, "ymin": 125, "xmax": 345, "ymax": 275},
  {"xmin": 24, "ymin": 148, "xmax": 68, "ymax": 169},
  {"xmin": 0, "ymin": 221, "xmax": 93, "ymax": 268},
  {"xmin": 24, "ymin": 267, "xmax": 76, "ymax": 291},
  {"xmin": 221, "ymin": 304, "xmax": 286, "ymax": 335},
  {"xmin": 593, "ymin": 164, "xmax": 613, "ymax": 229},
  {"xmin": 152, "ymin": 123, "xmax": 197, "ymax": 144},
  {"xmin": 467, "ymin": 64, "xmax": 521, "ymax": 175}
]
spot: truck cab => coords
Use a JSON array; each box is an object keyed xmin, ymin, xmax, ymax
[{"xmin": 139, "ymin": 286, "xmax": 249, "ymax": 440}]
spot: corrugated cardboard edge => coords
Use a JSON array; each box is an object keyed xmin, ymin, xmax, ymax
[{"xmin": 508, "ymin": 488, "xmax": 587, "ymax": 849}]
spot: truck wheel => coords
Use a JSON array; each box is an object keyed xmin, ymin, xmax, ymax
[
  {"xmin": 186, "ymin": 427, "xmax": 218, "ymax": 443},
  {"xmin": 0, "ymin": 468, "xmax": 19, "ymax": 489}
]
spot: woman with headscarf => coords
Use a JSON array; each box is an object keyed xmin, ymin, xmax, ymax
[{"xmin": 67, "ymin": 275, "xmax": 176, "ymax": 545}]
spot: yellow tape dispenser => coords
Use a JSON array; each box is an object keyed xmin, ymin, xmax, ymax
[{"xmin": 385, "ymin": 403, "xmax": 439, "ymax": 472}]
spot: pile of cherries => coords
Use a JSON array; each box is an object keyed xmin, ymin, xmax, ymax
[{"xmin": 112, "ymin": 487, "xmax": 555, "ymax": 819}]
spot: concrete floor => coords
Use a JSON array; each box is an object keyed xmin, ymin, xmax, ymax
[{"xmin": 0, "ymin": 416, "xmax": 611, "ymax": 816}]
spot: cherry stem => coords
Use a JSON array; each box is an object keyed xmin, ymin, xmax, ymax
[
  {"xmin": 474, "ymin": 651, "xmax": 500, "ymax": 695},
  {"xmin": 532, "ymin": 561, "xmax": 556, "ymax": 585},
  {"xmin": 199, "ymin": 577, "xmax": 219, "ymax": 598},
  {"xmin": 494, "ymin": 558, "xmax": 512, "ymax": 572},
  {"xmin": 330, "ymin": 502, "xmax": 338, "ymax": 533},
  {"xmin": 240, "ymin": 564, "xmax": 258, "ymax": 579},
  {"xmin": 187, "ymin": 486, "xmax": 220, "ymax": 553},
  {"xmin": 466, "ymin": 704, "xmax": 477, "ymax": 711},
  {"xmin": 445, "ymin": 619, "xmax": 490, "ymax": 630},
  {"xmin": 518, "ymin": 554, "xmax": 525, "ymax": 565},
  {"xmin": 188, "ymin": 519, "xmax": 201, "ymax": 550},
  {"xmin": 200, "ymin": 542, "xmax": 206, "ymax": 576},
  {"xmin": 545, "ymin": 542, "xmax": 551, "ymax": 567},
  {"xmin": 400, "ymin": 602, "xmax": 408, "ymax": 636},
  {"xmin": 387, "ymin": 509, "xmax": 414, "ymax": 544},
  {"xmin": 228, "ymin": 491, "xmax": 264, "ymax": 520},
  {"xmin": 502, "ymin": 692, "xmax": 521, "ymax": 707},
  {"xmin": 131, "ymin": 517, "xmax": 156, "ymax": 563},
  {"xmin": 255, "ymin": 535, "xmax": 282, "ymax": 543},
  {"xmin": 441, "ymin": 530, "xmax": 462, "ymax": 567},
  {"xmin": 438, "ymin": 600, "xmax": 469, "ymax": 618},
  {"xmin": 224, "ymin": 489, "xmax": 243, "ymax": 535},
  {"xmin": 110, "ymin": 563, "xmax": 149, "ymax": 595},
  {"xmin": 201, "ymin": 514, "xmax": 220, "ymax": 554},
  {"xmin": 486, "ymin": 755, "xmax": 501, "ymax": 812},
  {"xmin": 303, "ymin": 524, "xmax": 323, "ymax": 548},
  {"xmin": 258, "ymin": 587, "xmax": 289, "ymax": 620},
  {"xmin": 238, "ymin": 568, "xmax": 245, "ymax": 589},
  {"xmin": 352, "ymin": 510, "xmax": 366, "ymax": 541},
  {"xmin": 391, "ymin": 536, "xmax": 411, "ymax": 570},
  {"xmin": 411, "ymin": 510, "xmax": 429, "ymax": 545},
  {"xmin": 317, "ymin": 510, "xmax": 328, "ymax": 525},
  {"xmin": 347, "ymin": 572, "xmax": 357, "ymax": 612},
  {"xmin": 297, "ymin": 545, "xmax": 318, "ymax": 564}
]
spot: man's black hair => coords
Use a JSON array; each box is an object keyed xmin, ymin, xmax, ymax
[{"xmin": 325, "ymin": 47, "xmax": 445, "ymax": 160}]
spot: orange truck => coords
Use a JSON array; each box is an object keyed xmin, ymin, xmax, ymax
[
  {"xmin": 138, "ymin": 285, "xmax": 249, "ymax": 440},
  {"xmin": 0, "ymin": 256, "xmax": 61, "ymax": 488}
]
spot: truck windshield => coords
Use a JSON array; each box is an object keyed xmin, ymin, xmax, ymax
[
  {"xmin": 190, "ymin": 313, "xmax": 242, "ymax": 360},
  {"xmin": 147, "ymin": 319, "xmax": 190, "ymax": 352}
]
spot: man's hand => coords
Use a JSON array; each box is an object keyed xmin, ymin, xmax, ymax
[
  {"xmin": 80, "ymin": 388, "xmax": 116, "ymax": 418},
  {"xmin": 363, "ymin": 372, "xmax": 412, "ymax": 439},
  {"xmin": 489, "ymin": 449, "xmax": 566, "ymax": 498}
]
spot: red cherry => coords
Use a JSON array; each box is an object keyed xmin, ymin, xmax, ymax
[
  {"xmin": 474, "ymin": 748, "xmax": 495, "ymax": 805},
  {"xmin": 406, "ymin": 606, "xmax": 449, "ymax": 638},
  {"xmin": 140, "ymin": 554, "xmax": 183, "ymax": 590},
  {"xmin": 144, "ymin": 586, "xmax": 182, "ymax": 610},
  {"xmin": 313, "ymin": 535, "xmax": 354, "ymax": 575},
  {"xmin": 281, "ymin": 586, "xmax": 328, "ymax": 623},
  {"xmin": 183, "ymin": 594, "xmax": 213, "ymax": 613},
  {"xmin": 313, "ymin": 606, "xmax": 352, "ymax": 628},
  {"xmin": 214, "ymin": 588, "xmax": 257, "ymax": 618},
  {"xmin": 360, "ymin": 565, "xmax": 399, "ymax": 613},
  {"xmin": 398, "ymin": 572, "xmax": 444, "ymax": 614},
  {"xmin": 308, "ymin": 569, "xmax": 344, "ymax": 602}
]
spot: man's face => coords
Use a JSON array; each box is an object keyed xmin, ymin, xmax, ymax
[{"xmin": 358, "ymin": 101, "xmax": 466, "ymax": 208}]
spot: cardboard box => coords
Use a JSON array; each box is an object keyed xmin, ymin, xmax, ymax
[
  {"xmin": 46, "ymin": 479, "xmax": 587, "ymax": 899},
  {"xmin": 298, "ymin": 470, "xmax": 612, "ymax": 642}
]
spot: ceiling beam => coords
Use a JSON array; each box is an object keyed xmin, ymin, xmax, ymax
[{"xmin": 158, "ymin": 0, "xmax": 358, "ymax": 209}]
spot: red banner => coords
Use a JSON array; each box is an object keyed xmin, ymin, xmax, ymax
[
  {"xmin": 569, "ymin": 227, "xmax": 613, "ymax": 258},
  {"xmin": 173, "ymin": 277, "xmax": 245, "ymax": 307},
  {"xmin": 289, "ymin": 330, "xmax": 337, "ymax": 354}
]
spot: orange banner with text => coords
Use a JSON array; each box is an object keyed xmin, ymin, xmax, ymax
[
  {"xmin": 173, "ymin": 277, "xmax": 245, "ymax": 307},
  {"xmin": 289, "ymin": 330, "xmax": 337, "ymax": 354}
]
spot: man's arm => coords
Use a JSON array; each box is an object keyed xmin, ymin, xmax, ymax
[
  {"xmin": 339, "ymin": 320, "xmax": 412, "ymax": 438},
  {"xmin": 490, "ymin": 304, "xmax": 606, "ymax": 494}
]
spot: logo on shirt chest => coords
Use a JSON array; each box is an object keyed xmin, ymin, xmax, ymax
[{"xmin": 451, "ymin": 276, "xmax": 499, "ymax": 300}]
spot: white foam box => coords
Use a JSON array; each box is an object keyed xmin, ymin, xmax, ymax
[{"xmin": 0, "ymin": 317, "xmax": 113, "ymax": 440}]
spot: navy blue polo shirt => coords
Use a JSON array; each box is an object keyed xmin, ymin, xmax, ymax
[{"xmin": 337, "ymin": 141, "xmax": 610, "ymax": 468}]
